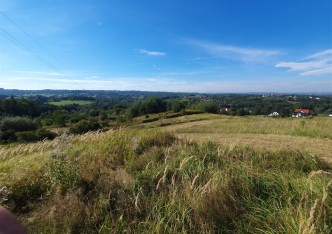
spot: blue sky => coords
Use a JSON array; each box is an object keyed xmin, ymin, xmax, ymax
[{"xmin": 0, "ymin": 0, "xmax": 331, "ymax": 92}]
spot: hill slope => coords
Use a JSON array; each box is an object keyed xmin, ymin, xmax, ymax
[{"xmin": 0, "ymin": 115, "xmax": 331, "ymax": 233}]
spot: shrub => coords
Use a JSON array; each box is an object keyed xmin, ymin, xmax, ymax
[
  {"xmin": 0, "ymin": 116, "xmax": 37, "ymax": 132},
  {"xmin": 69, "ymin": 119, "xmax": 101, "ymax": 134},
  {"xmin": 0, "ymin": 130, "xmax": 17, "ymax": 143},
  {"xmin": 16, "ymin": 131, "xmax": 39, "ymax": 142},
  {"xmin": 15, "ymin": 129, "xmax": 57, "ymax": 143},
  {"xmin": 36, "ymin": 129, "xmax": 57, "ymax": 140},
  {"xmin": 199, "ymin": 102, "xmax": 219, "ymax": 114}
]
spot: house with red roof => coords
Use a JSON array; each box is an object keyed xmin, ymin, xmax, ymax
[{"xmin": 292, "ymin": 109, "xmax": 312, "ymax": 117}]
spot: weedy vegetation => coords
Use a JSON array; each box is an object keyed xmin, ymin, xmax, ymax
[{"xmin": 0, "ymin": 126, "xmax": 331, "ymax": 233}]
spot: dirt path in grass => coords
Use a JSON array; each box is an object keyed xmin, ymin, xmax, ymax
[{"xmin": 175, "ymin": 133, "xmax": 332, "ymax": 165}]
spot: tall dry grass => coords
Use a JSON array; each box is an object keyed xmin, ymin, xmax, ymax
[{"xmin": 0, "ymin": 129, "xmax": 331, "ymax": 233}]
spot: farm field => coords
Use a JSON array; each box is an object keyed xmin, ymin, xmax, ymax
[
  {"xmin": 156, "ymin": 114, "xmax": 332, "ymax": 164},
  {"xmin": 48, "ymin": 100, "xmax": 93, "ymax": 106},
  {"xmin": 0, "ymin": 114, "xmax": 331, "ymax": 233}
]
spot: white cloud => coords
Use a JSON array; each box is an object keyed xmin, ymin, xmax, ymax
[
  {"xmin": 186, "ymin": 39, "xmax": 281, "ymax": 63},
  {"xmin": 275, "ymin": 49, "xmax": 332, "ymax": 76},
  {"xmin": 15, "ymin": 70, "xmax": 65, "ymax": 76},
  {"xmin": 138, "ymin": 49, "xmax": 166, "ymax": 57},
  {"xmin": 275, "ymin": 61, "xmax": 326, "ymax": 71},
  {"xmin": 299, "ymin": 67, "xmax": 332, "ymax": 76},
  {"xmin": 304, "ymin": 49, "xmax": 332, "ymax": 60},
  {"xmin": 85, "ymin": 75, "xmax": 99, "ymax": 80}
]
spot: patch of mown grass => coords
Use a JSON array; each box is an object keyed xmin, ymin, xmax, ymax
[{"xmin": 0, "ymin": 130, "xmax": 331, "ymax": 233}]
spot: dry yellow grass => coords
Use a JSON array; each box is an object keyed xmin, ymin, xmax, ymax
[
  {"xmin": 1, "ymin": 121, "xmax": 331, "ymax": 233},
  {"xmin": 176, "ymin": 133, "xmax": 332, "ymax": 164},
  {"xmin": 159, "ymin": 115, "xmax": 332, "ymax": 164}
]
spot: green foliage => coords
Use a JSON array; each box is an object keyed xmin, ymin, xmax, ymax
[
  {"xmin": 128, "ymin": 96, "xmax": 167, "ymax": 117},
  {"xmin": 0, "ymin": 130, "xmax": 17, "ymax": 142},
  {"xmin": 48, "ymin": 100, "xmax": 93, "ymax": 106},
  {"xmin": 167, "ymin": 99, "xmax": 186, "ymax": 112},
  {"xmin": 5, "ymin": 163, "xmax": 51, "ymax": 213},
  {"xmin": 15, "ymin": 129, "xmax": 57, "ymax": 143},
  {"xmin": 16, "ymin": 131, "xmax": 39, "ymax": 142},
  {"xmin": 0, "ymin": 117, "xmax": 57, "ymax": 143},
  {"xmin": 52, "ymin": 110, "xmax": 69, "ymax": 127},
  {"xmin": 0, "ymin": 116, "xmax": 37, "ymax": 132},
  {"xmin": 198, "ymin": 101, "xmax": 219, "ymax": 114},
  {"xmin": 69, "ymin": 119, "xmax": 101, "ymax": 134},
  {"xmin": 50, "ymin": 157, "xmax": 79, "ymax": 191},
  {"xmin": 236, "ymin": 108, "xmax": 250, "ymax": 116},
  {"xmin": 0, "ymin": 97, "xmax": 40, "ymax": 117}
]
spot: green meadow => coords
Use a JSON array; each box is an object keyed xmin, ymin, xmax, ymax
[{"xmin": 48, "ymin": 100, "xmax": 93, "ymax": 106}]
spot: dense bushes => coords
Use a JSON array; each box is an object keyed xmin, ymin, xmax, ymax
[
  {"xmin": 0, "ymin": 97, "xmax": 40, "ymax": 117},
  {"xmin": 0, "ymin": 116, "xmax": 37, "ymax": 132},
  {"xmin": 16, "ymin": 129, "xmax": 57, "ymax": 142},
  {"xmin": 69, "ymin": 119, "xmax": 101, "ymax": 134},
  {"xmin": 0, "ymin": 116, "xmax": 38, "ymax": 143},
  {"xmin": 0, "ymin": 117, "xmax": 56, "ymax": 143},
  {"xmin": 128, "ymin": 96, "xmax": 167, "ymax": 118},
  {"xmin": 198, "ymin": 101, "xmax": 219, "ymax": 114}
]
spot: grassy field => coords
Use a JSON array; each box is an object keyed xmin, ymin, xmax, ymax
[
  {"xmin": 159, "ymin": 114, "xmax": 332, "ymax": 164},
  {"xmin": 48, "ymin": 100, "xmax": 93, "ymax": 106},
  {"xmin": 163, "ymin": 115, "xmax": 332, "ymax": 139},
  {"xmin": 1, "ymin": 115, "xmax": 332, "ymax": 233}
]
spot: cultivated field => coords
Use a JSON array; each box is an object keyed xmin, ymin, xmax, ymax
[
  {"xmin": 159, "ymin": 115, "xmax": 332, "ymax": 164},
  {"xmin": 0, "ymin": 115, "xmax": 331, "ymax": 233},
  {"xmin": 48, "ymin": 100, "xmax": 93, "ymax": 106}
]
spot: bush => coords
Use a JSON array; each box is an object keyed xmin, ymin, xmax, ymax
[
  {"xmin": 15, "ymin": 129, "xmax": 57, "ymax": 143},
  {"xmin": 36, "ymin": 129, "xmax": 57, "ymax": 140},
  {"xmin": 199, "ymin": 102, "xmax": 219, "ymax": 114},
  {"xmin": 0, "ymin": 116, "xmax": 37, "ymax": 132},
  {"xmin": 0, "ymin": 130, "xmax": 17, "ymax": 143},
  {"xmin": 69, "ymin": 119, "xmax": 101, "ymax": 134},
  {"xmin": 16, "ymin": 131, "xmax": 39, "ymax": 142}
]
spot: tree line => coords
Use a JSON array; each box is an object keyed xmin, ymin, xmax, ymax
[{"xmin": 1, "ymin": 94, "xmax": 331, "ymax": 144}]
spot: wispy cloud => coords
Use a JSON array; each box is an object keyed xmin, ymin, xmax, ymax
[
  {"xmin": 138, "ymin": 49, "xmax": 166, "ymax": 57},
  {"xmin": 152, "ymin": 64, "xmax": 161, "ymax": 71},
  {"xmin": 186, "ymin": 39, "xmax": 281, "ymax": 63},
  {"xmin": 15, "ymin": 70, "xmax": 65, "ymax": 76},
  {"xmin": 275, "ymin": 49, "xmax": 332, "ymax": 76},
  {"xmin": 85, "ymin": 75, "xmax": 99, "ymax": 80}
]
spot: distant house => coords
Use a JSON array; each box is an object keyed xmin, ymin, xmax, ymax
[
  {"xmin": 292, "ymin": 109, "xmax": 312, "ymax": 117},
  {"xmin": 268, "ymin": 112, "xmax": 279, "ymax": 117}
]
